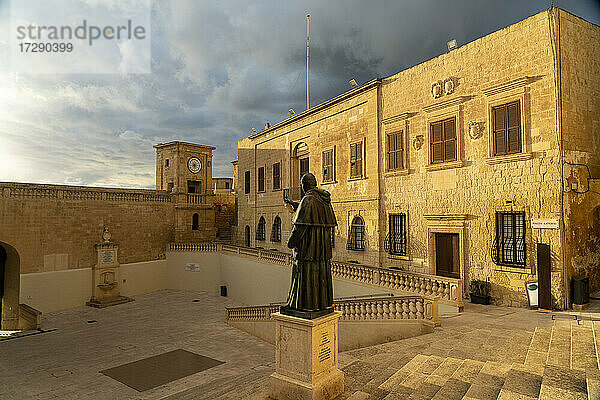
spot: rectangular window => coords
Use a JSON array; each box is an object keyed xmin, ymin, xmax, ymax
[
  {"xmin": 258, "ymin": 167, "xmax": 265, "ymax": 192},
  {"xmin": 350, "ymin": 142, "xmax": 363, "ymax": 178},
  {"xmin": 388, "ymin": 214, "xmax": 407, "ymax": 256},
  {"xmin": 272, "ymin": 162, "xmax": 281, "ymax": 190},
  {"xmin": 493, "ymin": 211, "xmax": 526, "ymax": 266},
  {"xmin": 430, "ymin": 117, "xmax": 456, "ymax": 164},
  {"xmin": 386, "ymin": 132, "xmax": 404, "ymax": 171},
  {"xmin": 322, "ymin": 149, "xmax": 334, "ymax": 182},
  {"xmin": 492, "ymin": 101, "xmax": 521, "ymax": 156},
  {"xmin": 244, "ymin": 171, "xmax": 250, "ymax": 194}
]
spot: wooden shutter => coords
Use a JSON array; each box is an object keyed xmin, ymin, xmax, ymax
[
  {"xmin": 350, "ymin": 142, "xmax": 362, "ymax": 178},
  {"xmin": 272, "ymin": 163, "xmax": 280, "ymax": 190},
  {"xmin": 356, "ymin": 142, "xmax": 363, "ymax": 177},
  {"xmin": 386, "ymin": 134, "xmax": 392, "ymax": 171},
  {"xmin": 397, "ymin": 132, "xmax": 404, "ymax": 170},
  {"xmin": 444, "ymin": 118, "xmax": 456, "ymax": 161},
  {"xmin": 431, "ymin": 122, "xmax": 444, "ymax": 163},
  {"xmin": 258, "ymin": 167, "xmax": 264, "ymax": 192},
  {"xmin": 493, "ymin": 106, "xmax": 507, "ymax": 155},
  {"xmin": 507, "ymin": 101, "xmax": 521, "ymax": 153}
]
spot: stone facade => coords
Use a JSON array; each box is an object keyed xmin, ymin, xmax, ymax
[
  {"xmin": 0, "ymin": 141, "xmax": 223, "ymax": 328},
  {"xmin": 234, "ymin": 9, "xmax": 600, "ymax": 309}
]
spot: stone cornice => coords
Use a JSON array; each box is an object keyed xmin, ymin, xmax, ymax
[
  {"xmin": 423, "ymin": 214, "xmax": 469, "ymax": 221},
  {"xmin": 422, "ymin": 96, "xmax": 469, "ymax": 113},
  {"xmin": 382, "ymin": 112, "xmax": 416, "ymax": 124},
  {"xmin": 483, "ymin": 76, "xmax": 531, "ymax": 97}
]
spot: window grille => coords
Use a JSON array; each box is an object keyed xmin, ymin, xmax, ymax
[
  {"xmin": 256, "ymin": 216, "xmax": 266, "ymax": 241},
  {"xmin": 271, "ymin": 216, "xmax": 281, "ymax": 242},
  {"xmin": 330, "ymin": 226, "xmax": 335, "ymax": 248},
  {"xmin": 491, "ymin": 211, "xmax": 526, "ymax": 266},
  {"xmin": 384, "ymin": 213, "xmax": 406, "ymax": 255},
  {"xmin": 430, "ymin": 117, "xmax": 456, "ymax": 164},
  {"xmin": 347, "ymin": 216, "xmax": 365, "ymax": 250}
]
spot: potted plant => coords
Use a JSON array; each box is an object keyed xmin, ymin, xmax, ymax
[{"xmin": 470, "ymin": 279, "xmax": 491, "ymax": 305}]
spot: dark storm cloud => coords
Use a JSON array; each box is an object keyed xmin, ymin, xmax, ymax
[{"xmin": 0, "ymin": 0, "xmax": 598, "ymax": 187}]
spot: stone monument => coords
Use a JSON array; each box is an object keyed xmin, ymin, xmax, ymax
[
  {"xmin": 269, "ymin": 173, "xmax": 344, "ymax": 400},
  {"xmin": 86, "ymin": 227, "xmax": 133, "ymax": 308}
]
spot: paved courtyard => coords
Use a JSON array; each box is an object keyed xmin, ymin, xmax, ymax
[{"xmin": 1, "ymin": 290, "xmax": 598, "ymax": 399}]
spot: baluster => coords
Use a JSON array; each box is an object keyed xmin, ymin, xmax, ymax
[
  {"xmin": 376, "ymin": 302, "xmax": 383, "ymax": 319},
  {"xmin": 409, "ymin": 299, "xmax": 417, "ymax": 319},
  {"xmin": 401, "ymin": 300, "xmax": 409, "ymax": 319},
  {"xmin": 416, "ymin": 299, "xmax": 424, "ymax": 318},
  {"xmin": 382, "ymin": 301, "xmax": 390, "ymax": 319}
]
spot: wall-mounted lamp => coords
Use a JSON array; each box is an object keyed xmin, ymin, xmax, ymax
[
  {"xmin": 288, "ymin": 109, "xmax": 295, "ymax": 117},
  {"xmin": 349, "ymin": 79, "xmax": 358, "ymax": 88},
  {"xmin": 447, "ymin": 39, "xmax": 457, "ymax": 51}
]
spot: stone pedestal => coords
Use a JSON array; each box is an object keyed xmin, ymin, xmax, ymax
[
  {"xmin": 86, "ymin": 241, "xmax": 133, "ymax": 308},
  {"xmin": 269, "ymin": 311, "xmax": 344, "ymax": 400}
]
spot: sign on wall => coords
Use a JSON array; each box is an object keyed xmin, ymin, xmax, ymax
[
  {"xmin": 531, "ymin": 219, "xmax": 560, "ymax": 229},
  {"xmin": 101, "ymin": 250, "xmax": 115, "ymax": 264},
  {"xmin": 185, "ymin": 263, "xmax": 201, "ymax": 272}
]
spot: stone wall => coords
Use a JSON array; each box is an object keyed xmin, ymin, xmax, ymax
[
  {"xmin": 233, "ymin": 9, "xmax": 600, "ymax": 308},
  {"xmin": 236, "ymin": 82, "xmax": 381, "ymax": 265},
  {"xmin": 0, "ymin": 182, "xmax": 175, "ymax": 275},
  {"xmin": 558, "ymin": 9, "xmax": 600, "ymax": 295}
]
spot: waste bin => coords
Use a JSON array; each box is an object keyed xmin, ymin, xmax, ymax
[{"xmin": 572, "ymin": 276, "xmax": 590, "ymax": 305}]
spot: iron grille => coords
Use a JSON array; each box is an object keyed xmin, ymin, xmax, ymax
[
  {"xmin": 491, "ymin": 211, "xmax": 526, "ymax": 266},
  {"xmin": 347, "ymin": 217, "xmax": 365, "ymax": 251},
  {"xmin": 384, "ymin": 214, "xmax": 407, "ymax": 255}
]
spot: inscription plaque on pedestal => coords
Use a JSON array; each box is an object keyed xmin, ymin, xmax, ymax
[{"xmin": 101, "ymin": 250, "xmax": 115, "ymax": 264}]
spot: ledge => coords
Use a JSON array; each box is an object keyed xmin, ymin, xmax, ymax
[
  {"xmin": 494, "ymin": 264, "xmax": 534, "ymax": 274},
  {"xmin": 423, "ymin": 214, "xmax": 469, "ymax": 221},
  {"xmin": 422, "ymin": 96, "xmax": 469, "ymax": 114},
  {"xmin": 424, "ymin": 160, "xmax": 463, "ymax": 172},
  {"xmin": 384, "ymin": 169, "xmax": 410, "ymax": 177},
  {"xmin": 387, "ymin": 254, "xmax": 411, "ymax": 261},
  {"xmin": 382, "ymin": 112, "xmax": 416, "ymax": 124},
  {"xmin": 484, "ymin": 152, "xmax": 533, "ymax": 165},
  {"xmin": 347, "ymin": 176, "xmax": 367, "ymax": 182},
  {"xmin": 483, "ymin": 76, "xmax": 531, "ymax": 97}
]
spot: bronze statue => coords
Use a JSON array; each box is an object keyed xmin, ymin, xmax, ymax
[{"xmin": 281, "ymin": 173, "xmax": 337, "ymax": 319}]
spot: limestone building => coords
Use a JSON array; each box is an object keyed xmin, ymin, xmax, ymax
[
  {"xmin": 0, "ymin": 141, "xmax": 226, "ymax": 329},
  {"xmin": 233, "ymin": 8, "xmax": 600, "ymax": 309}
]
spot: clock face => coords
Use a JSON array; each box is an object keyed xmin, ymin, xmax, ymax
[{"xmin": 187, "ymin": 157, "xmax": 202, "ymax": 174}]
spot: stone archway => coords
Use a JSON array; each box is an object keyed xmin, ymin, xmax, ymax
[{"xmin": 0, "ymin": 241, "xmax": 20, "ymax": 330}]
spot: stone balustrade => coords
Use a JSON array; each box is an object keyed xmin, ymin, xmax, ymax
[
  {"xmin": 169, "ymin": 242, "xmax": 463, "ymax": 308},
  {"xmin": 0, "ymin": 182, "xmax": 172, "ymax": 203},
  {"xmin": 225, "ymin": 296, "xmax": 439, "ymax": 326},
  {"xmin": 168, "ymin": 242, "xmax": 220, "ymax": 252}
]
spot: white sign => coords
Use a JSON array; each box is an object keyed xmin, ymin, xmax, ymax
[
  {"xmin": 526, "ymin": 281, "xmax": 539, "ymax": 308},
  {"xmin": 531, "ymin": 219, "xmax": 560, "ymax": 229},
  {"xmin": 185, "ymin": 263, "xmax": 201, "ymax": 272}
]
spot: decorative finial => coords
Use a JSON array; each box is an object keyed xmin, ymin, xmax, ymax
[{"xmin": 102, "ymin": 226, "xmax": 112, "ymax": 242}]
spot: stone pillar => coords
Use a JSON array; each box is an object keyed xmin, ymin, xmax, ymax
[
  {"xmin": 86, "ymin": 229, "xmax": 133, "ymax": 308},
  {"xmin": 269, "ymin": 312, "xmax": 344, "ymax": 400}
]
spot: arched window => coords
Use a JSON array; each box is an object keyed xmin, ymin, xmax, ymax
[
  {"xmin": 271, "ymin": 216, "xmax": 282, "ymax": 242},
  {"xmin": 245, "ymin": 226, "xmax": 251, "ymax": 247},
  {"xmin": 347, "ymin": 216, "xmax": 365, "ymax": 251},
  {"xmin": 192, "ymin": 213, "xmax": 199, "ymax": 230},
  {"xmin": 256, "ymin": 217, "xmax": 266, "ymax": 241}
]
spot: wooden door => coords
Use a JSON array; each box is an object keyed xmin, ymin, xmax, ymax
[
  {"xmin": 299, "ymin": 157, "xmax": 309, "ymax": 178},
  {"xmin": 537, "ymin": 243, "xmax": 552, "ymax": 309},
  {"xmin": 436, "ymin": 233, "xmax": 460, "ymax": 278}
]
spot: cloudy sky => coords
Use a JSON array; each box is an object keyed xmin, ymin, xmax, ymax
[{"xmin": 0, "ymin": 0, "xmax": 599, "ymax": 189}]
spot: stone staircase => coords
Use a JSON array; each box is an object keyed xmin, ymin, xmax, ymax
[{"xmin": 356, "ymin": 320, "xmax": 600, "ymax": 399}]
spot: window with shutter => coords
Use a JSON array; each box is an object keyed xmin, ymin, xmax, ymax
[
  {"xmin": 347, "ymin": 216, "xmax": 365, "ymax": 250},
  {"xmin": 256, "ymin": 217, "xmax": 266, "ymax": 241},
  {"xmin": 244, "ymin": 171, "xmax": 250, "ymax": 194},
  {"xmin": 272, "ymin": 162, "xmax": 281, "ymax": 190},
  {"xmin": 493, "ymin": 101, "xmax": 521, "ymax": 156},
  {"xmin": 271, "ymin": 216, "xmax": 281, "ymax": 242},
  {"xmin": 430, "ymin": 117, "xmax": 456, "ymax": 164},
  {"xmin": 350, "ymin": 142, "xmax": 363, "ymax": 178},
  {"xmin": 387, "ymin": 213, "xmax": 407, "ymax": 255},
  {"xmin": 386, "ymin": 132, "xmax": 404, "ymax": 171},
  {"xmin": 322, "ymin": 149, "xmax": 334, "ymax": 182},
  {"xmin": 257, "ymin": 167, "xmax": 265, "ymax": 192}
]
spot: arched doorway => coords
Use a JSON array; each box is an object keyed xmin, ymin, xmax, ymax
[
  {"xmin": 244, "ymin": 226, "xmax": 251, "ymax": 247},
  {"xmin": 292, "ymin": 142, "xmax": 309, "ymax": 188},
  {"xmin": 0, "ymin": 241, "xmax": 20, "ymax": 330}
]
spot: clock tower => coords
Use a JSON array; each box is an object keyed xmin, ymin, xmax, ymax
[{"xmin": 154, "ymin": 141, "xmax": 217, "ymax": 241}]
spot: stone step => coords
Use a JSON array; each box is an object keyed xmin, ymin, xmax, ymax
[
  {"xmin": 546, "ymin": 326, "xmax": 571, "ymax": 368},
  {"xmin": 538, "ymin": 364, "xmax": 588, "ymax": 400},
  {"xmin": 587, "ymin": 368, "xmax": 600, "ymax": 400},
  {"xmin": 525, "ymin": 327, "xmax": 551, "ymax": 366},
  {"xmin": 572, "ymin": 326, "xmax": 598, "ymax": 371}
]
